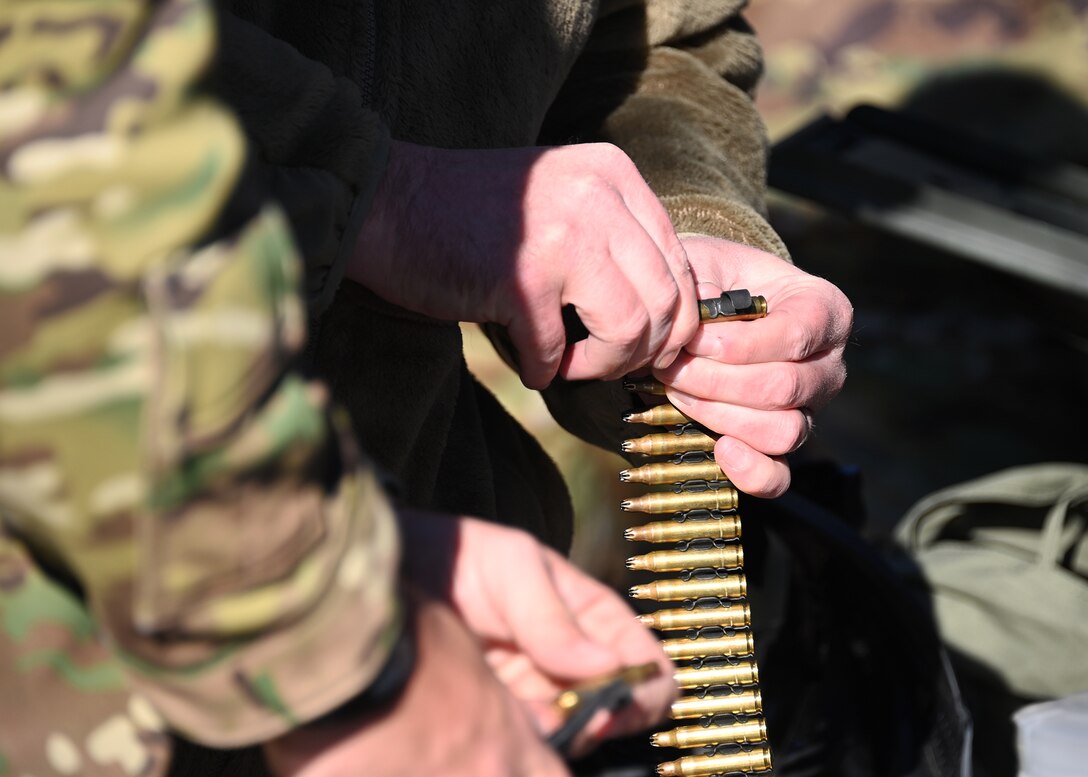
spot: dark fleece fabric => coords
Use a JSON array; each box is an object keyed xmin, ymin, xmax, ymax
[{"xmin": 213, "ymin": 0, "xmax": 787, "ymax": 552}]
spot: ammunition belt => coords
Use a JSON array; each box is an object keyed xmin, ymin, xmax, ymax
[{"xmin": 622, "ymin": 290, "xmax": 773, "ymax": 777}]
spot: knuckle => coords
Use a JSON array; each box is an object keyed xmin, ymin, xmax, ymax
[
  {"xmin": 840, "ymin": 296, "xmax": 856, "ymax": 332},
  {"xmin": 677, "ymin": 311, "xmax": 700, "ymax": 345},
  {"xmin": 786, "ymin": 318, "xmax": 817, "ymax": 362},
  {"xmin": 565, "ymin": 174, "xmax": 609, "ymax": 212},
  {"xmin": 650, "ymin": 284, "xmax": 680, "ymax": 326},
  {"xmin": 666, "ymin": 241, "xmax": 692, "ymax": 277},
  {"xmin": 789, "ymin": 411, "xmax": 811, "ymax": 450},
  {"xmin": 769, "ymin": 411, "xmax": 807, "ymax": 454},
  {"xmin": 612, "ymin": 305, "xmax": 651, "ymax": 345},
  {"xmin": 503, "ymin": 526, "xmax": 543, "ymax": 562},
  {"xmin": 830, "ymin": 357, "xmax": 848, "ymax": 393},
  {"xmin": 767, "ymin": 364, "xmax": 804, "ymax": 408},
  {"xmin": 645, "ymin": 197, "xmax": 676, "ymax": 233},
  {"xmin": 515, "ymin": 317, "xmax": 564, "ymax": 368},
  {"xmin": 537, "ymin": 317, "xmax": 566, "ymax": 355},
  {"xmin": 597, "ymin": 141, "xmax": 632, "ymax": 168},
  {"xmin": 541, "ymin": 217, "xmax": 575, "ymax": 252},
  {"xmin": 818, "ymin": 278, "xmax": 855, "ymax": 341}
]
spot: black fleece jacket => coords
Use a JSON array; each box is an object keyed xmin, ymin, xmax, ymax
[{"xmin": 211, "ymin": 0, "xmax": 783, "ymax": 550}]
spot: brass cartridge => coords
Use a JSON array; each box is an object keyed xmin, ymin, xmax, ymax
[
  {"xmin": 621, "ymin": 489, "xmax": 738, "ymax": 515},
  {"xmin": 698, "ymin": 292, "xmax": 769, "ymax": 323},
  {"xmin": 626, "ymin": 515, "xmax": 741, "ymax": 544},
  {"xmin": 627, "ymin": 545, "xmax": 743, "ymax": 573},
  {"xmin": 635, "ymin": 290, "xmax": 772, "ymax": 777},
  {"xmin": 629, "ymin": 574, "xmax": 747, "ymax": 602},
  {"xmin": 656, "ymin": 746, "xmax": 772, "ymax": 776},
  {"xmin": 651, "ymin": 718, "xmax": 767, "ymax": 749},
  {"xmin": 671, "ymin": 689, "xmax": 762, "ymax": 719},
  {"xmin": 555, "ymin": 662, "xmax": 661, "ymax": 716},
  {"xmin": 662, "ymin": 633, "xmax": 753, "ymax": 660},
  {"xmin": 621, "ymin": 460, "xmax": 729, "ymax": 485},
  {"xmin": 637, "ymin": 603, "xmax": 750, "ymax": 632},
  {"xmin": 622, "ymin": 430, "xmax": 717, "ymax": 456},
  {"xmin": 674, "ymin": 660, "xmax": 758, "ymax": 689},
  {"xmin": 624, "ymin": 405, "xmax": 692, "ymax": 426},
  {"xmin": 623, "ymin": 378, "xmax": 668, "ymax": 395}
]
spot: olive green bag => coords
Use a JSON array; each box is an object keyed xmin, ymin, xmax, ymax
[{"xmin": 896, "ymin": 463, "xmax": 1088, "ymax": 699}]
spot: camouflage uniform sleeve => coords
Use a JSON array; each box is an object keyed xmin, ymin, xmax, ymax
[{"xmin": 0, "ymin": 0, "xmax": 402, "ymax": 766}]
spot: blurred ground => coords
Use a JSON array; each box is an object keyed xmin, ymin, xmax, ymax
[
  {"xmin": 750, "ymin": 9, "xmax": 1088, "ymax": 772},
  {"xmin": 753, "ymin": 0, "xmax": 1088, "ymax": 141},
  {"xmin": 751, "ymin": 0, "xmax": 1088, "ymax": 535}
]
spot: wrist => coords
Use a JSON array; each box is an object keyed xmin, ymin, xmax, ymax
[{"xmin": 348, "ymin": 140, "xmax": 428, "ymax": 289}]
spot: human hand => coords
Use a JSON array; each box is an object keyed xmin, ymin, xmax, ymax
[
  {"xmin": 348, "ymin": 140, "xmax": 699, "ymax": 389},
  {"xmin": 397, "ymin": 510, "xmax": 677, "ymax": 753},
  {"xmin": 653, "ymin": 236, "xmax": 852, "ymax": 497},
  {"xmin": 264, "ymin": 590, "xmax": 572, "ymax": 777}
]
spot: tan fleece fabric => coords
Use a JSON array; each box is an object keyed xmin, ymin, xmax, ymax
[{"xmin": 549, "ymin": 2, "xmax": 790, "ymax": 259}]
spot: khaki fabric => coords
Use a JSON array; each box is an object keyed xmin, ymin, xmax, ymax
[{"xmin": 897, "ymin": 463, "xmax": 1088, "ymax": 700}]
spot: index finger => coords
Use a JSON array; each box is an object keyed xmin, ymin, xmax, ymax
[{"xmin": 542, "ymin": 550, "xmax": 676, "ymax": 732}]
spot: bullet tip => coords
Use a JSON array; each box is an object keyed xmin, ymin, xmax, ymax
[
  {"xmin": 627, "ymin": 586, "xmax": 641, "ymax": 598},
  {"xmin": 621, "ymin": 441, "xmax": 635, "ymax": 452},
  {"xmin": 620, "ymin": 500, "xmax": 633, "ymax": 511},
  {"xmin": 625, "ymin": 558, "xmax": 638, "ymax": 570},
  {"xmin": 623, "ymin": 528, "xmax": 635, "ymax": 540},
  {"xmin": 635, "ymin": 614, "xmax": 654, "ymax": 626},
  {"xmin": 619, "ymin": 470, "xmax": 631, "ymax": 482},
  {"xmin": 622, "ymin": 412, "xmax": 634, "ymax": 423}
]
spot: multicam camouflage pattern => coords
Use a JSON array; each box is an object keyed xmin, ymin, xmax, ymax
[
  {"xmin": 748, "ymin": 0, "xmax": 1088, "ymax": 139},
  {"xmin": 0, "ymin": 0, "xmax": 400, "ymax": 774},
  {"xmin": 0, "ymin": 529, "xmax": 172, "ymax": 777}
]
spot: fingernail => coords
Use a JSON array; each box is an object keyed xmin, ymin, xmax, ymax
[
  {"xmin": 654, "ymin": 349, "xmax": 680, "ymax": 370},
  {"xmin": 716, "ymin": 439, "xmax": 750, "ymax": 470},
  {"xmin": 669, "ymin": 388, "xmax": 696, "ymax": 408}
]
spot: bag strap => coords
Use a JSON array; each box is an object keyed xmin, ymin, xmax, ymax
[
  {"xmin": 1038, "ymin": 483, "xmax": 1088, "ymax": 568},
  {"xmin": 897, "ymin": 464, "xmax": 1088, "ymax": 557}
]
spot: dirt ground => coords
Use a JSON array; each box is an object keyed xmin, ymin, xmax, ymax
[{"xmin": 749, "ymin": 0, "xmax": 1088, "ymax": 535}]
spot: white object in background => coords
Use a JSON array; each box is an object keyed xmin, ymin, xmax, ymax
[{"xmin": 1015, "ymin": 692, "xmax": 1088, "ymax": 777}]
